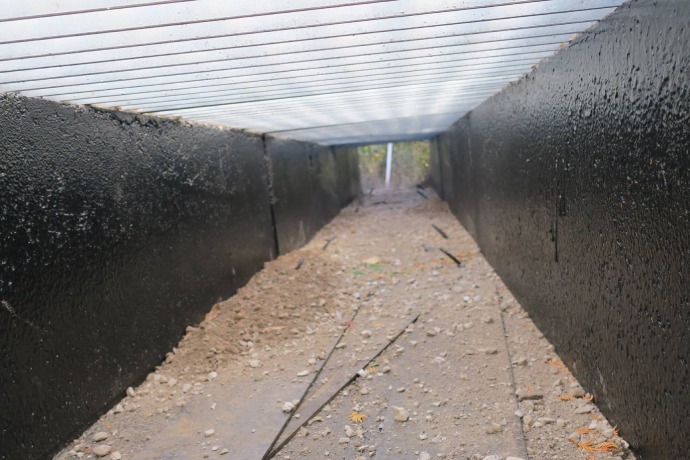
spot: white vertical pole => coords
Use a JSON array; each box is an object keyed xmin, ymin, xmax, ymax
[{"xmin": 385, "ymin": 142, "xmax": 393, "ymax": 187}]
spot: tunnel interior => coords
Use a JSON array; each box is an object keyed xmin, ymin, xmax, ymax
[{"xmin": 1, "ymin": 1, "xmax": 689, "ymax": 459}]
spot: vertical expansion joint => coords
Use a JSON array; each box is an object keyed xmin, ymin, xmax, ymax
[{"xmin": 261, "ymin": 134, "xmax": 280, "ymax": 258}]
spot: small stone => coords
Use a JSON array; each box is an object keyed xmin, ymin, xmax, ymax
[
  {"xmin": 110, "ymin": 452, "xmax": 122, "ymax": 460},
  {"xmin": 220, "ymin": 448, "xmax": 229, "ymax": 455},
  {"xmin": 482, "ymin": 456, "xmax": 502, "ymax": 460},
  {"xmin": 92, "ymin": 445, "xmax": 111, "ymax": 457},
  {"xmin": 248, "ymin": 359, "xmax": 261, "ymax": 368},
  {"xmin": 482, "ymin": 316, "xmax": 494, "ymax": 324},
  {"xmin": 426, "ymin": 329, "xmax": 437, "ymax": 337},
  {"xmin": 93, "ymin": 432, "xmax": 109, "ymax": 442},
  {"xmin": 392, "ymin": 406, "xmax": 410, "ymax": 422},
  {"xmin": 574, "ymin": 404, "xmax": 593, "ymax": 414},
  {"xmin": 207, "ymin": 371, "xmax": 218, "ymax": 381},
  {"xmin": 204, "ymin": 429, "xmax": 215, "ymax": 437},
  {"xmin": 167, "ymin": 377, "xmax": 178, "ymax": 387},
  {"xmin": 182, "ymin": 383, "xmax": 192, "ymax": 393},
  {"xmin": 113, "ymin": 404, "xmax": 124, "ymax": 414},
  {"xmin": 507, "ymin": 457, "xmax": 526, "ymax": 460},
  {"xmin": 517, "ymin": 389, "xmax": 543, "ymax": 401},
  {"xmin": 338, "ymin": 437, "xmax": 350, "ymax": 444},
  {"xmin": 419, "ymin": 453, "xmax": 431, "ymax": 460},
  {"xmin": 484, "ymin": 422, "xmax": 503, "ymax": 434},
  {"xmin": 569, "ymin": 388, "xmax": 585, "ymax": 398},
  {"xmin": 282, "ymin": 402, "xmax": 296, "ymax": 413},
  {"xmin": 361, "ymin": 330, "xmax": 372, "ymax": 338},
  {"xmin": 556, "ymin": 419, "xmax": 566, "ymax": 428},
  {"xmin": 360, "ymin": 387, "xmax": 369, "ymax": 395},
  {"xmin": 126, "ymin": 387, "xmax": 136, "ymax": 397},
  {"xmin": 514, "ymin": 357, "xmax": 528, "ymax": 366},
  {"xmin": 297, "ymin": 370, "xmax": 310, "ymax": 377}
]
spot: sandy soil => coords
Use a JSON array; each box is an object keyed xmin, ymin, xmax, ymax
[{"xmin": 56, "ymin": 188, "xmax": 636, "ymax": 460}]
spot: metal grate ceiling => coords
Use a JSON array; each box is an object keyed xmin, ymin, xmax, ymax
[{"xmin": 0, "ymin": 0, "xmax": 625, "ymax": 145}]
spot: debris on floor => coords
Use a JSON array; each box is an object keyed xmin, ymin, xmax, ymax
[{"xmin": 55, "ymin": 188, "xmax": 637, "ymax": 460}]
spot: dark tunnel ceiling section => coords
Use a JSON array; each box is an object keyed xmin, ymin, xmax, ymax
[{"xmin": 0, "ymin": 0, "xmax": 626, "ymax": 145}]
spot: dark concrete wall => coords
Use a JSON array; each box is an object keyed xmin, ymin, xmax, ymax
[
  {"xmin": 0, "ymin": 94, "xmax": 359, "ymax": 459},
  {"xmin": 430, "ymin": 1, "xmax": 690, "ymax": 458},
  {"xmin": 267, "ymin": 138, "xmax": 360, "ymax": 253},
  {"xmin": 333, "ymin": 146, "xmax": 361, "ymax": 209}
]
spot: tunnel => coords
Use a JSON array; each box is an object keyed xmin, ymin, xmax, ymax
[{"xmin": 0, "ymin": 1, "xmax": 688, "ymax": 459}]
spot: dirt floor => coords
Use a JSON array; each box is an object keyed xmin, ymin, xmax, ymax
[{"xmin": 56, "ymin": 188, "xmax": 637, "ymax": 460}]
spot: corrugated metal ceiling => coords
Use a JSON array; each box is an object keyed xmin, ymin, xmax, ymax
[{"xmin": 0, "ymin": 0, "xmax": 625, "ymax": 145}]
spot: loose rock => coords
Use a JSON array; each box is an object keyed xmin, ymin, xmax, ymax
[
  {"xmin": 282, "ymin": 402, "xmax": 296, "ymax": 413},
  {"xmin": 92, "ymin": 445, "xmax": 111, "ymax": 457},
  {"xmin": 392, "ymin": 406, "xmax": 410, "ymax": 422},
  {"xmin": 92, "ymin": 432, "xmax": 108, "ymax": 442}
]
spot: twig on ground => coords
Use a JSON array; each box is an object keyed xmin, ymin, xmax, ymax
[
  {"xmin": 431, "ymin": 224, "xmax": 448, "ymax": 239},
  {"xmin": 265, "ymin": 314, "xmax": 420, "ymax": 459},
  {"xmin": 322, "ymin": 236, "xmax": 336, "ymax": 250},
  {"xmin": 439, "ymin": 247, "xmax": 462, "ymax": 267}
]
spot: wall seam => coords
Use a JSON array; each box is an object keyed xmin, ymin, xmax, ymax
[{"xmin": 261, "ymin": 134, "xmax": 281, "ymax": 258}]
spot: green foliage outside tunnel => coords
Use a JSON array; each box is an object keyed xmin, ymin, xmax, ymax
[{"xmin": 358, "ymin": 141, "xmax": 430, "ymax": 191}]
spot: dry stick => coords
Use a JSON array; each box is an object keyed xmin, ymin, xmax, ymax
[
  {"xmin": 294, "ymin": 257, "xmax": 305, "ymax": 271},
  {"xmin": 322, "ymin": 236, "xmax": 336, "ymax": 250},
  {"xmin": 417, "ymin": 189, "xmax": 429, "ymax": 199},
  {"xmin": 439, "ymin": 247, "xmax": 462, "ymax": 267},
  {"xmin": 261, "ymin": 307, "xmax": 363, "ymax": 460},
  {"xmin": 265, "ymin": 313, "xmax": 420, "ymax": 460},
  {"xmin": 431, "ymin": 224, "xmax": 449, "ymax": 239}
]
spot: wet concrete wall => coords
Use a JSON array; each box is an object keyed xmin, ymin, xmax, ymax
[
  {"xmin": 430, "ymin": 1, "xmax": 690, "ymax": 458},
  {"xmin": 267, "ymin": 138, "xmax": 360, "ymax": 254},
  {"xmin": 0, "ymin": 94, "xmax": 359, "ymax": 459}
]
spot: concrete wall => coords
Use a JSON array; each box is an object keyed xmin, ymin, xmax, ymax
[
  {"xmin": 267, "ymin": 139, "xmax": 360, "ymax": 254},
  {"xmin": 430, "ymin": 1, "xmax": 690, "ymax": 458},
  {"xmin": 0, "ymin": 94, "xmax": 359, "ymax": 459}
]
